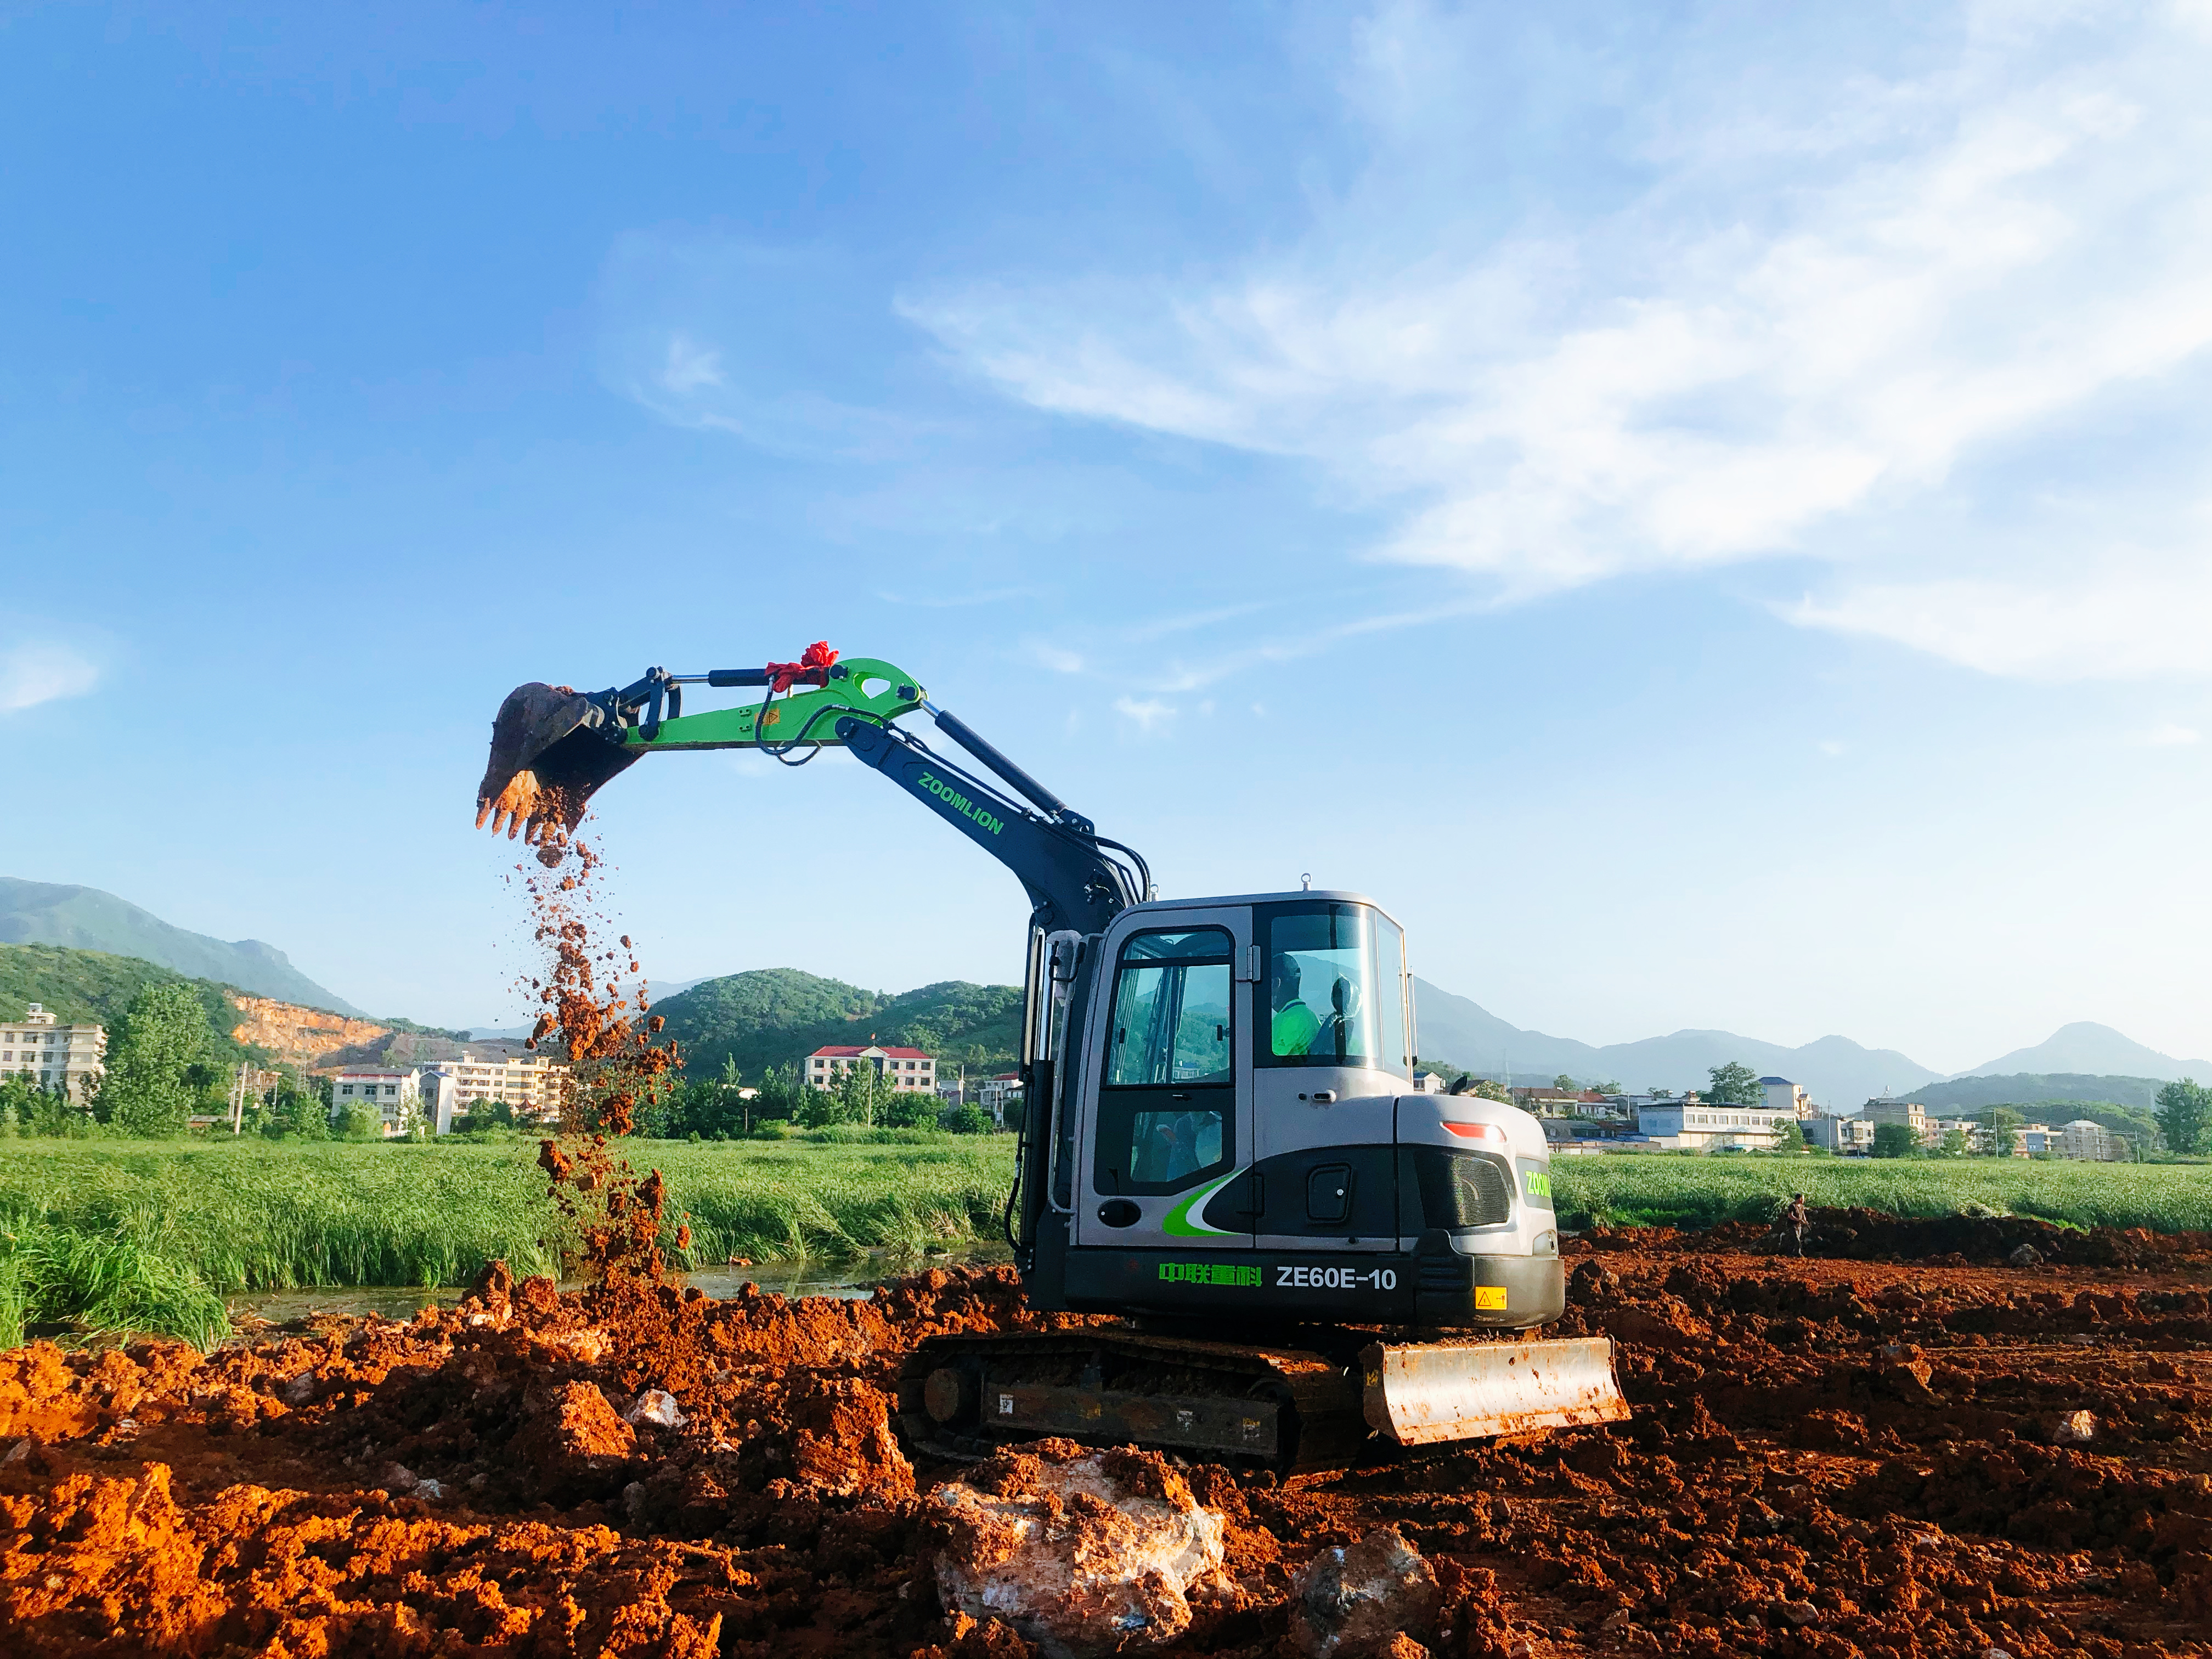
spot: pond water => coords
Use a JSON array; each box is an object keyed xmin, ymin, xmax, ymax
[{"xmin": 224, "ymin": 1243, "xmax": 1011, "ymax": 1328}]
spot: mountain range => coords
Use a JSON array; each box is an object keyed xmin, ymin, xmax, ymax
[
  {"xmin": 1951, "ymin": 1022, "xmax": 2212, "ymax": 1082},
  {"xmin": 1, "ymin": 878, "xmax": 364, "ymax": 1017},
  {"xmin": 1410, "ymin": 979, "xmax": 1937, "ymax": 1107},
  {"xmin": 1412, "ymin": 985, "xmax": 2212, "ymax": 1107}
]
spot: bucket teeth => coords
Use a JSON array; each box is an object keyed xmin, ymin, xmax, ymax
[{"xmin": 475, "ymin": 684, "xmax": 642, "ymax": 838}]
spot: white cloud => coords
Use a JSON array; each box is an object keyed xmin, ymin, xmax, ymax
[
  {"xmin": 904, "ymin": 2, "xmax": 2212, "ymax": 679},
  {"xmin": 0, "ymin": 644, "xmax": 99, "ymax": 713},
  {"xmin": 2135, "ymin": 721, "xmax": 2203, "ymax": 746},
  {"xmin": 1113, "ymin": 696, "xmax": 1176, "ymax": 730},
  {"xmin": 1787, "ymin": 557, "xmax": 2212, "ymax": 680},
  {"xmin": 660, "ymin": 334, "xmax": 725, "ymax": 393},
  {"xmin": 1025, "ymin": 641, "xmax": 1086, "ymax": 674}
]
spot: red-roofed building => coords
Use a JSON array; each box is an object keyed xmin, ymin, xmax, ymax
[{"xmin": 806, "ymin": 1044, "xmax": 938, "ymax": 1092}]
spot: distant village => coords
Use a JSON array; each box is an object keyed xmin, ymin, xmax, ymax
[
  {"xmin": 2, "ymin": 1004, "xmax": 1024, "ymax": 1138},
  {"xmin": 0, "ymin": 1001, "xmax": 2145, "ymax": 1155},
  {"xmin": 1467, "ymin": 1073, "xmax": 2142, "ymax": 1161}
]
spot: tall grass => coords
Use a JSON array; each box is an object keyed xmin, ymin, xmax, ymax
[
  {"xmin": 0, "ymin": 1136, "xmax": 1020, "ymax": 1336},
  {"xmin": 0, "ymin": 1221, "xmax": 230, "ymax": 1350},
  {"xmin": 1550, "ymin": 1153, "xmax": 2212, "ymax": 1233}
]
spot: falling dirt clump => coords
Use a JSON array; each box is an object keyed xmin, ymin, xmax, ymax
[{"xmin": 504, "ymin": 790, "xmax": 684, "ymax": 1297}]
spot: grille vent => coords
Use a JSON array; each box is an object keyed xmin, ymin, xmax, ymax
[{"xmin": 1442, "ymin": 1154, "xmax": 1514, "ymax": 1229}]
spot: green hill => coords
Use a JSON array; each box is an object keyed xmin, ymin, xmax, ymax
[
  {"xmin": 0, "ymin": 943, "xmax": 272, "ymax": 1068},
  {"xmin": 1913, "ymin": 1073, "xmax": 2174, "ymax": 1112},
  {"xmin": 0, "ymin": 878, "xmax": 364, "ymax": 1018},
  {"xmin": 653, "ymin": 968, "xmax": 1022, "ymax": 1081}
]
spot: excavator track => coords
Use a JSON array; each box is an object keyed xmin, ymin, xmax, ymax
[
  {"xmin": 897, "ymin": 1328, "xmax": 1371, "ymax": 1475},
  {"xmin": 897, "ymin": 1327, "xmax": 1630, "ymax": 1475}
]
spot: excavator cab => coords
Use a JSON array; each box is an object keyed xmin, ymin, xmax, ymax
[{"xmin": 1028, "ymin": 891, "xmax": 1565, "ymax": 1331}]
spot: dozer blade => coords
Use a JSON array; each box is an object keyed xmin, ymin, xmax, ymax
[
  {"xmin": 475, "ymin": 682, "xmax": 642, "ymax": 843},
  {"xmin": 1361, "ymin": 1336, "xmax": 1629, "ymax": 1445}
]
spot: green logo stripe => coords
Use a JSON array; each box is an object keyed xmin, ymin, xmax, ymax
[{"xmin": 1163, "ymin": 1169, "xmax": 1245, "ymax": 1237}]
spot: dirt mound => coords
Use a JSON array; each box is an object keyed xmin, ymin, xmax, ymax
[{"xmin": 4, "ymin": 1234, "xmax": 2208, "ymax": 1656}]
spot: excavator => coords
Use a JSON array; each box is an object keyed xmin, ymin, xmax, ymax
[{"xmin": 477, "ymin": 646, "xmax": 1628, "ymax": 1472}]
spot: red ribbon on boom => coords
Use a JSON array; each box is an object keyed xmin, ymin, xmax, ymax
[{"xmin": 764, "ymin": 641, "xmax": 839, "ymax": 696}]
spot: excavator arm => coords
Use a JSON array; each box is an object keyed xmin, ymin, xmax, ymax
[{"xmin": 475, "ymin": 645, "xmax": 1146, "ymax": 941}]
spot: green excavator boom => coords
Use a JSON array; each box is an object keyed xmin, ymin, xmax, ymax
[{"xmin": 474, "ymin": 647, "xmax": 928, "ymax": 843}]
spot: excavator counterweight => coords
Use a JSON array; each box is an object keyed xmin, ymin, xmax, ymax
[{"xmin": 477, "ymin": 644, "xmax": 1628, "ymax": 1468}]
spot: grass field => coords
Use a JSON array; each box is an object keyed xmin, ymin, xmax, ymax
[
  {"xmin": 2, "ymin": 1138, "xmax": 2206, "ymax": 1347},
  {"xmin": 1548, "ymin": 1152, "xmax": 2212, "ymax": 1233}
]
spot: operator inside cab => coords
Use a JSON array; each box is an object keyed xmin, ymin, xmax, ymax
[{"xmin": 1270, "ymin": 951, "xmax": 1321, "ymax": 1057}]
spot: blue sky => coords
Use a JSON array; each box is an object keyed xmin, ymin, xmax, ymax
[{"xmin": 4, "ymin": 2, "xmax": 2209, "ymax": 1072}]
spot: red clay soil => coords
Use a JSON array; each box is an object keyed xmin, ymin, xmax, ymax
[{"xmin": 4, "ymin": 1225, "xmax": 2209, "ymax": 1658}]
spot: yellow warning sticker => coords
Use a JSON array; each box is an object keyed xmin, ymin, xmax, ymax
[{"xmin": 1474, "ymin": 1286, "xmax": 1508, "ymax": 1311}]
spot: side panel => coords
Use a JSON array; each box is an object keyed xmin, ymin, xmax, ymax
[{"xmin": 1059, "ymin": 1245, "xmax": 1562, "ymax": 1327}]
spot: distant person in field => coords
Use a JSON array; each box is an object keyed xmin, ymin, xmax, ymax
[{"xmin": 1781, "ymin": 1192, "xmax": 1809, "ymax": 1257}]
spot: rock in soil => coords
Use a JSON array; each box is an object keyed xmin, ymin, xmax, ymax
[
  {"xmin": 1285, "ymin": 1524, "xmax": 1440, "ymax": 1659},
  {"xmin": 929, "ymin": 1439, "xmax": 1239, "ymax": 1658}
]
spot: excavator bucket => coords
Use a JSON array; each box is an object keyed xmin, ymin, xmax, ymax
[
  {"xmin": 1360, "ymin": 1336, "xmax": 1629, "ymax": 1445},
  {"xmin": 475, "ymin": 682, "xmax": 641, "ymax": 843}
]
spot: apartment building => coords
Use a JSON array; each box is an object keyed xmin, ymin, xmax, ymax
[
  {"xmin": 807, "ymin": 1045, "xmax": 937, "ymax": 1092},
  {"xmin": 421, "ymin": 1053, "xmax": 572, "ymax": 1123},
  {"xmin": 2, "ymin": 1004, "xmax": 107, "ymax": 1103}
]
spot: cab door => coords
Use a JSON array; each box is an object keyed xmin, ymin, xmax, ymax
[{"xmin": 1075, "ymin": 911, "xmax": 1254, "ymax": 1254}]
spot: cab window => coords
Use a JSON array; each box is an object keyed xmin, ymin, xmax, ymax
[
  {"xmin": 1095, "ymin": 928, "xmax": 1233, "ymax": 1194},
  {"xmin": 1256, "ymin": 902, "xmax": 1410, "ymax": 1077}
]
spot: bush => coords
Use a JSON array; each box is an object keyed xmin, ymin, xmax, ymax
[
  {"xmin": 879, "ymin": 1091, "xmax": 945, "ymax": 1130},
  {"xmin": 1870, "ymin": 1124, "xmax": 1918, "ymax": 1160},
  {"xmin": 945, "ymin": 1104, "xmax": 994, "ymax": 1135},
  {"xmin": 452, "ymin": 1100, "xmax": 517, "ymax": 1136},
  {"xmin": 335, "ymin": 1102, "xmax": 383, "ymax": 1141}
]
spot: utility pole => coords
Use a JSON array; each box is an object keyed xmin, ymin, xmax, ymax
[{"xmin": 228, "ymin": 1062, "xmax": 249, "ymax": 1135}]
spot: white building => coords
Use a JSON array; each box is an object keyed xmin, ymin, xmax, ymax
[
  {"xmin": 975, "ymin": 1071, "xmax": 1024, "ymax": 1125},
  {"xmin": 1632, "ymin": 1101, "xmax": 1790, "ymax": 1149},
  {"xmin": 2057, "ymin": 1119, "xmax": 2130, "ymax": 1161},
  {"xmin": 2, "ymin": 1004, "xmax": 106, "ymax": 1103},
  {"xmin": 1804, "ymin": 1113, "xmax": 1875, "ymax": 1154},
  {"xmin": 1759, "ymin": 1076, "xmax": 1813, "ymax": 1120},
  {"xmin": 1409, "ymin": 1069, "xmax": 1449, "ymax": 1094},
  {"xmin": 331, "ymin": 1068, "xmax": 422, "ymax": 1136},
  {"xmin": 807, "ymin": 1045, "xmax": 938, "ymax": 1093},
  {"xmin": 421, "ymin": 1053, "xmax": 572, "ymax": 1123}
]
